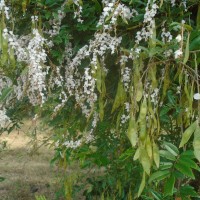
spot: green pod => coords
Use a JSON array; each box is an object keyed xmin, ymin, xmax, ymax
[
  {"xmin": 139, "ymin": 146, "xmax": 151, "ymax": 175},
  {"xmin": 153, "ymin": 142, "xmax": 160, "ymax": 168},
  {"xmin": 149, "ymin": 65, "xmax": 157, "ymax": 89},
  {"xmin": 146, "ymin": 135, "xmax": 152, "ymax": 159},
  {"xmin": 9, "ymin": 48, "xmax": 16, "ymax": 68},
  {"xmin": 111, "ymin": 80, "xmax": 126, "ymax": 113},
  {"xmin": 136, "ymin": 80, "xmax": 143, "ymax": 102},
  {"xmin": 1, "ymin": 36, "xmax": 8, "ymax": 65},
  {"xmin": 99, "ymin": 96, "xmax": 104, "ymax": 121},
  {"xmin": 139, "ymin": 98, "xmax": 147, "ymax": 141},
  {"xmin": 127, "ymin": 115, "xmax": 138, "ymax": 147},
  {"xmin": 162, "ymin": 66, "xmax": 170, "ymax": 99}
]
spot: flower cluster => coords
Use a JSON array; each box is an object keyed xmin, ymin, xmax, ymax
[
  {"xmin": 27, "ymin": 29, "xmax": 48, "ymax": 105},
  {"xmin": 150, "ymin": 88, "xmax": 159, "ymax": 107},
  {"xmin": 161, "ymin": 28, "xmax": 173, "ymax": 43},
  {"xmin": 47, "ymin": 9, "xmax": 66, "ymax": 37},
  {"xmin": 31, "ymin": 15, "xmax": 38, "ymax": 23},
  {"xmin": 121, "ymin": 67, "xmax": 131, "ymax": 92},
  {"xmin": 0, "ymin": 0, "xmax": 9, "ymax": 19},
  {"xmin": 136, "ymin": 1, "xmax": 158, "ymax": 43},
  {"xmin": 3, "ymin": 29, "xmax": 30, "ymax": 62},
  {"xmin": 63, "ymin": 139, "xmax": 82, "ymax": 149},
  {"xmin": 120, "ymin": 102, "xmax": 130, "ymax": 125},
  {"xmin": 174, "ymin": 49, "xmax": 183, "ymax": 59},
  {"xmin": 64, "ymin": 32, "xmax": 122, "ymax": 117},
  {"xmin": 97, "ymin": 0, "xmax": 137, "ymax": 30}
]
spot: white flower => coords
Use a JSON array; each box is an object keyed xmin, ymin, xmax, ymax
[
  {"xmin": 194, "ymin": 93, "xmax": 200, "ymax": 100},
  {"xmin": 174, "ymin": 49, "xmax": 183, "ymax": 59},
  {"xmin": 176, "ymin": 34, "xmax": 182, "ymax": 42}
]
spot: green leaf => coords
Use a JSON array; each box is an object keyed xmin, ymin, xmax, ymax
[
  {"xmin": 180, "ymin": 185, "xmax": 200, "ymax": 198},
  {"xmin": 148, "ymin": 170, "xmax": 170, "ymax": 183},
  {"xmin": 190, "ymin": 33, "xmax": 200, "ymax": 51},
  {"xmin": 0, "ymin": 87, "xmax": 13, "ymax": 102},
  {"xmin": 138, "ymin": 171, "xmax": 146, "ymax": 197},
  {"xmin": 179, "ymin": 155, "xmax": 200, "ymax": 171},
  {"xmin": 92, "ymin": 0, "xmax": 102, "ymax": 13},
  {"xmin": 159, "ymin": 150, "xmax": 176, "ymax": 161},
  {"xmin": 0, "ymin": 177, "xmax": 5, "ymax": 182},
  {"xmin": 179, "ymin": 121, "xmax": 197, "ymax": 148},
  {"xmin": 164, "ymin": 174, "xmax": 175, "ymax": 196},
  {"xmin": 193, "ymin": 126, "xmax": 200, "ymax": 162},
  {"xmin": 197, "ymin": 4, "xmax": 200, "ymax": 30},
  {"xmin": 159, "ymin": 162, "xmax": 173, "ymax": 170},
  {"xmin": 150, "ymin": 190, "xmax": 163, "ymax": 200},
  {"xmin": 175, "ymin": 162, "xmax": 195, "ymax": 179},
  {"xmin": 181, "ymin": 150, "xmax": 195, "ymax": 158},
  {"xmin": 163, "ymin": 142, "xmax": 179, "ymax": 157}
]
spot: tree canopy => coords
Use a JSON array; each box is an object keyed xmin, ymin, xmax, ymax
[{"xmin": 1, "ymin": 0, "xmax": 200, "ymax": 199}]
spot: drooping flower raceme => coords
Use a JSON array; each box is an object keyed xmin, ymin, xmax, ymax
[{"xmin": 27, "ymin": 29, "xmax": 48, "ymax": 105}]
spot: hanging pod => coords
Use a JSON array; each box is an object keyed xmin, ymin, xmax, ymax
[
  {"xmin": 127, "ymin": 114, "xmax": 138, "ymax": 147},
  {"xmin": 139, "ymin": 97, "xmax": 147, "ymax": 141}
]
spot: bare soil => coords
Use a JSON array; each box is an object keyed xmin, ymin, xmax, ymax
[{"xmin": 0, "ymin": 120, "xmax": 64, "ymax": 200}]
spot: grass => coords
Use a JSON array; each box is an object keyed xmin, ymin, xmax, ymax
[{"xmin": 0, "ymin": 119, "xmax": 65, "ymax": 200}]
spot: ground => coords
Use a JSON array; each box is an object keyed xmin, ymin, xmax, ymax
[{"xmin": 0, "ymin": 120, "xmax": 65, "ymax": 200}]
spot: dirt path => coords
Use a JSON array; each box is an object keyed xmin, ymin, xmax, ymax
[{"xmin": 0, "ymin": 120, "xmax": 64, "ymax": 200}]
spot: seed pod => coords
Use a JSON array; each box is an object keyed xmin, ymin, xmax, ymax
[
  {"xmin": 111, "ymin": 80, "xmax": 126, "ymax": 113},
  {"xmin": 162, "ymin": 66, "xmax": 170, "ymax": 99},
  {"xmin": 9, "ymin": 48, "xmax": 16, "ymax": 68},
  {"xmin": 136, "ymin": 80, "xmax": 143, "ymax": 102},
  {"xmin": 146, "ymin": 135, "xmax": 152, "ymax": 159},
  {"xmin": 127, "ymin": 114, "xmax": 138, "ymax": 147},
  {"xmin": 139, "ymin": 98, "xmax": 147, "ymax": 141},
  {"xmin": 99, "ymin": 96, "xmax": 104, "ymax": 121},
  {"xmin": 149, "ymin": 65, "xmax": 157, "ymax": 89},
  {"xmin": 139, "ymin": 146, "xmax": 151, "ymax": 175},
  {"xmin": 153, "ymin": 142, "xmax": 160, "ymax": 168}
]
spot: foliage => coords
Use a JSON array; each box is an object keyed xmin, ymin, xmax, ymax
[{"xmin": 0, "ymin": 0, "xmax": 200, "ymax": 199}]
